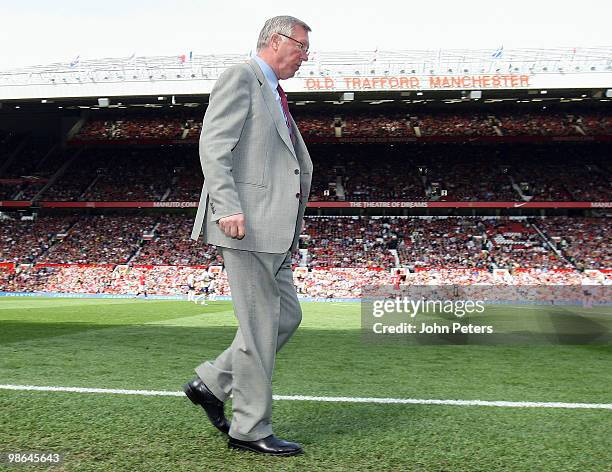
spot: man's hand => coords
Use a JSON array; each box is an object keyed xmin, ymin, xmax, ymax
[{"xmin": 218, "ymin": 213, "xmax": 246, "ymax": 240}]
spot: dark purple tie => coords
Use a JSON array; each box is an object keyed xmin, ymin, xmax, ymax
[{"xmin": 277, "ymin": 84, "xmax": 295, "ymax": 145}]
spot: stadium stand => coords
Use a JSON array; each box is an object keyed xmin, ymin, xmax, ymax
[
  {"xmin": 534, "ymin": 217, "xmax": 611, "ymax": 270},
  {"xmin": 0, "ymin": 215, "xmax": 78, "ymax": 263},
  {"xmin": 4, "ymin": 142, "xmax": 606, "ymax": 203},
  {"xmin": 40, "ymin": 148, "xmax": 184, "ymax": 201},
  {"xmin": 1, "ymin": 105, "xmax": 610, "ymax": 298},
  {"xmin": 0, "ymin": 214, "xmax": 609, "ymax": 298},
  {"xmin": 76, "ymin": 114, "xmax": 195, "ymax": 140},
  {"xmin": 36, "ymin": 215, "xmax": 157, "ymax": 264},
  {"xmin": 131, "ymin": 213, "xmax": 221, "ymax": 266},
  {"xmin": 73, "ymin": 111, "xmax": 612, "ymax": 140}
]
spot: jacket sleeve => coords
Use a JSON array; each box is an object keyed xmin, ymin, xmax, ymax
[{"xmin": 199, "ymin": 65, "xmax": 250, "ymax": 221}]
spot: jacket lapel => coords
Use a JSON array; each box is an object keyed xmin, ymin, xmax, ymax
[
  {"xmin": 289, "ymin": 114, "xmax": 313, "ymax": 172},
  {"xmin": 247, "ymin": 59, "xmax": 297, "ymax": 160}
]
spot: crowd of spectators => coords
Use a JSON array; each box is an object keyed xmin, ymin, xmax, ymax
[
  {"xmin": 2, "ymin": 264, "xmax": 609, "ymax": 299},
  {"xmin": 1, "ymin": 263, "xmax": 227, "ymax": 297},
  {"xmin": 296, "ymin": 115, "xmax": 334, "ymax": 137},
  {"xmin": 396, "ymin": 217, "xmax": 489, "ymax": 268},
  {"xmin": 5, "ymin": 264, "xmax": 115, "ymax": 294},
  {"xmin": 415, "ymin": 114, "xmax": 496, "ymax": 136},
  {"xmin": 1, "ymin": 138, "xmax": 49, "ymax": 174},
  {"xmin": 0, "ymin": 215, "xmax": 78, "ymax": 263},
  {"xmin": 295, "ymin": 268, "xmax": 391, "ymax": 298},
  {"xmin": 165, "ymin": 166, "xmax": 204, "ymax": 202},
  {"xmin": 72, "ymin": 111, "xmax": 611, "ymax": 141},
  {"xmin": 76, "ymin": 114, "xmax": 196, "ymax": 140},
  {"xmin": 3, "ymin": 138, "xmax": 609, "ymax": 204},
  {"xmin": 509, "ymin": 144, "xmax": 610, "ymax": 201},
  {"xmin": 1, "ymin": 213, "xmax": 608, "ymax": 298},
  {"xmin": 309, "ymin": 143, "xmax": 609, "ymax": 202},
  {"xmin": 419, "ymin": 146, "xmax": 517, "ymax": 201},
  {"xmin": 23, "ymin": 147, "xmax": 194, "ymax": 201},
  {"xmin": 496, "ymin": 113, "xmax": 579, "ymax": 136},
  {"xmin": 38, "ymin": 215, "xmax": 157, "ymax": 264},
  {"xmin": 302, "ymin": 215, "xmax": 608, "ymax": 272},
  {"xmin": 132, "ymin": 213, "xmax": 221, "ymax": 266},
  {"xmin": 306, "ymin": 148, "xmax": 345, "ymax": 201},
  {"xmin": 1, "ymin": 214, "xmax": 608, "ymax": 271},
  {"xmin": 301, "ymin": 216, "xmax": 398, "ymax": 268},
  {"xmin": 340, "ymin": 113, "xmax": 411, "ymax": 137},
  {"xmin": 483, "ymin": 219, "xmax": 572, "ymax": 270},
  {"xmin": 1, "ymin": 138, "xmax": 64, "ymax": 200},
  {"xmin": 535, "ymin": 217, "xmax": 611, "ymax": 270},
  {"xmin": 570, "ymin": 112, "xmax": 612, "ymax": 135},
  {"xmin": 336, "ymin": 145, "xmax": 427, "ymax": 201}
]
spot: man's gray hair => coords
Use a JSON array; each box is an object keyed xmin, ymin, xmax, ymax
[{"xmin": 256, "ymin": 16, "xmax": 311, "ymax": 52}]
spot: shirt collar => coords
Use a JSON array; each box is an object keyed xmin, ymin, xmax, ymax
[{"xmin": 254, "ymin": 55, "xmax": 279, "ymax": 91}]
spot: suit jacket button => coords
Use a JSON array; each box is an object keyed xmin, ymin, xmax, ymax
[
  {"xmin": 294, "ymin": 169, "xmax": 300, "ymax": 174},
  {"xmin": 295, "ymin": 193, "xmax": 300, "ymax": 199}
]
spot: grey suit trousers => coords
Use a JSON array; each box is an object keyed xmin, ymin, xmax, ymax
[{"xmin": 195, "ymin": 247, "xmax": 302, "ymax": 441}]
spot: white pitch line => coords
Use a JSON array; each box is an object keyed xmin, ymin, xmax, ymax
[
  {"xmin": 1, "ymin": 384, "xmax": 611, "ymax": 410},
  {"xmin": 0, "ymin": 384, "xmax": 184, "ymax": 397},
  {"xmin": 273, "ymin": 395, "xmax": 612, "ymax": 410}
]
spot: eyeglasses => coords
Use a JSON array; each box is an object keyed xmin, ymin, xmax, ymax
[{"xmin": 276, "ymin": 33, "xmax": 309, "ymax": 54}]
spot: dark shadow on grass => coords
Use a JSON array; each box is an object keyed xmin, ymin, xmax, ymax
[
  {"xmin": 272, "ymin": 401, "xmax": 424, "ymax": 445},
  {"xmin": 0, "ymin": 321, "xmax": 112, "ymax": 344}
]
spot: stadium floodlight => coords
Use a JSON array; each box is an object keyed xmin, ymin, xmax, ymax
[
  {"xmin": 606, "ymin": 89, "xmax": 612, "ymax": 98},
  {"xmin": 469, "ymin": 91, "xmax": 482, "ymax": 99},
  {"xmin": 98, "ymin": 98, "xmax": 110, "ymax": 107},
  {"xmin": 340, "ymin": 92, "xmax": 354, "ymax": 101}
]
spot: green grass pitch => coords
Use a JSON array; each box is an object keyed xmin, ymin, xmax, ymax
[{"xmin": 0, "ymin": 298, "xmax": 611, "ymax": 471}]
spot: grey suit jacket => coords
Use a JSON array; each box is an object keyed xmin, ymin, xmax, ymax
[{"xmin": 190, "ymin": 58, "xmax": 313, "ymax": 253}]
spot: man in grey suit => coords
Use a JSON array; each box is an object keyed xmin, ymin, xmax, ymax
[{"xmin": 183, "ymin": 16, "xmax": 313, "ymax": 456}]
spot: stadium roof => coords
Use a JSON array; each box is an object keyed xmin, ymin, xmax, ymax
[{"xmin": 0, "ymin": 47, "xmax": 610, "ymax": 100}]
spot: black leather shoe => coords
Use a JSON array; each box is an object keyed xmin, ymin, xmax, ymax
[
  {"xmin": 228, "ymin": 434, "xmax": 303, "ymax": 456},
  {"xmin": 183, "ymin": 378, "xmax": 230, "ymax": 435}
]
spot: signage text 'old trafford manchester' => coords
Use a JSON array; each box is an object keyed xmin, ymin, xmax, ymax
[{"xmin": 304, "ymin": 74, "xmax": 531, "ymax": 91}]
